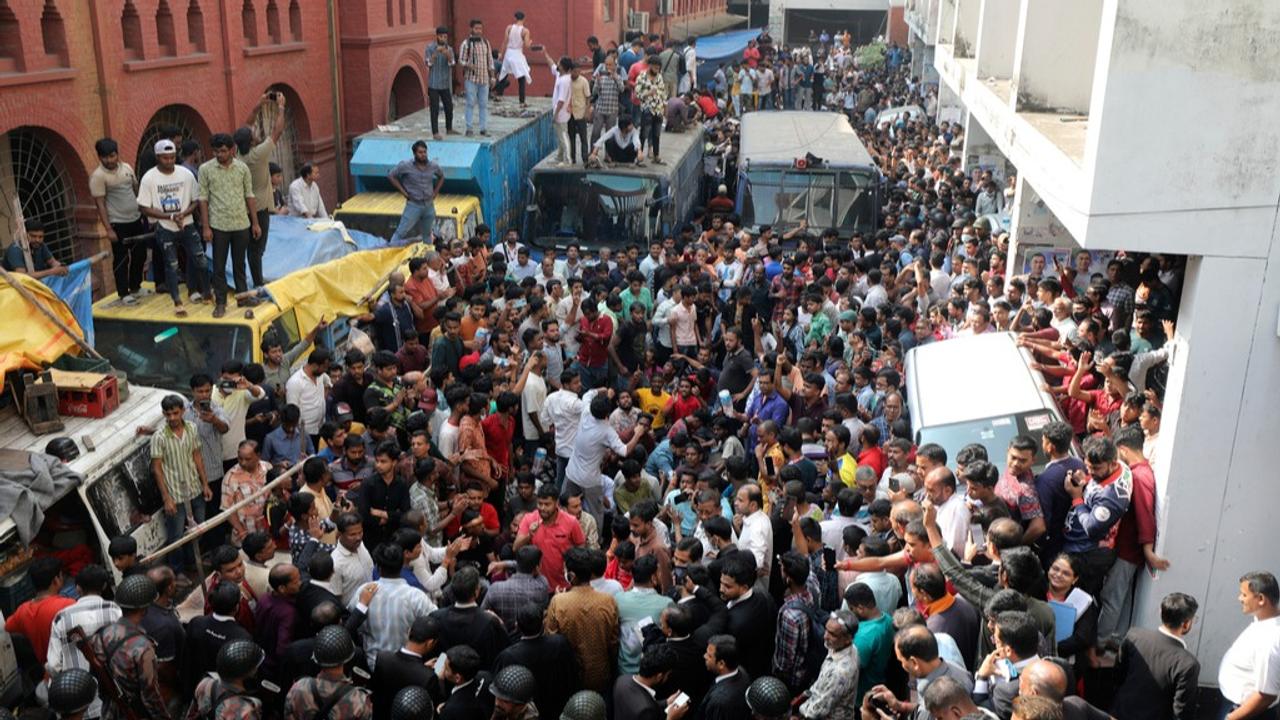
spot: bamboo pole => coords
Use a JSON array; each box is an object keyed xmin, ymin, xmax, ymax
[
  {"xmin": 139, "ymin": 458, "xmax": 308, "ymax": 565},
  {"xmin": 0, "ymin": 264, "xmax": 104, "ymax": 360}
]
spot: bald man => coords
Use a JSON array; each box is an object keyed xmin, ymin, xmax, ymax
[{"xmin": 1019, "ymin": 659, "xmax": 1113, "ymax": 720}]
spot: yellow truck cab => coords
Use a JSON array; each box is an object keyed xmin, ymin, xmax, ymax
[
  {"xmin": 333, "ymin": 192, "xmax": 482, "ymax": 245},
  {"xmin": 92, "ymin": 289, "xmax": 302, "ymax": 393},
  {"xmin": 92, "ymin": 245, "xmax": 420, "ymax": 393}
]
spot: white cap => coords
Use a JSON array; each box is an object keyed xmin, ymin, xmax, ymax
[
  {"xmin": 154, "ymin": 139, "xmax": 177, "ymax": 155},
  {"xmin": 717, "ymin": 184, "xmax": 728, "ymax": 194}
]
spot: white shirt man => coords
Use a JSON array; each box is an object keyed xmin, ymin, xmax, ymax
[
  {"xmin": 540, "ymin": 386, "xmax": 583, "ymax": 461},
  {"xmin": 934, "ymin": 490, "xmax": 971, "ymax": 557},
  {"xmin": 331, "ymin": 541, "xmax": 374, "ymax": 607},
  {"xmin": 521, "ymin": 366, "xmax": 548, "ymax": 441},
  {"xmin": 286, "ymin": 365, "xmax": 331, "ymax": 437},
  {"xmin": 1218, "ymin": 607, "xmax": 1280, "ymax": 711},
  {"xmin": 738, "ymin": 507, "xmax": 773, "ymax": 578},
  {"xmin": 288, "ymin": 173, "xmax": 328, "ymax": 218}
]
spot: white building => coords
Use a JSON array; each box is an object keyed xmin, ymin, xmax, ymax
[{"xmin": 933, "ymin": 0, "xmax": 1280, "ymax": 682}]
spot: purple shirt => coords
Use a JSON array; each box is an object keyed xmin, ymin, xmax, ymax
[{"xmin": 253, "ymin": 592, "xmax": 297, "ymax": 675}]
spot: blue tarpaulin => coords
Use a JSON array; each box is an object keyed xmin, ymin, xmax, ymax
[
  {"xmin": 42, "ymin": 258, "xmax": 95, "ymax": 346},
  {"xmin": 222, "ymin": 216, "xmax": 387, "ymax": 286},
  {"xmin": 695, "ymin": 29, "xmax": 759, "ymax": 88}
]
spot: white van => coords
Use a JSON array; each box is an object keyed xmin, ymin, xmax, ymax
[{"xmin": 904, "ymin": 331, "xmax": 1066, "ymax": 472}]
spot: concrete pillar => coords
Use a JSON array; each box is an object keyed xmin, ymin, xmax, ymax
[
  {"xmin": 936, "ymin": 78, "xmax": 964, "ymax": 125},
  {"xmin": 1131, "ymin": 251, "xmax": 1280, "ymax": 673}
]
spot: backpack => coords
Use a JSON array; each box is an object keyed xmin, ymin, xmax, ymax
[{"xmin": 788, "ymin": 599, "xmax": 830, "ymax": 686}]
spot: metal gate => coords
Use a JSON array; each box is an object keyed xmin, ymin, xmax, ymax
[{"xmin": 0, "ymin": 128, "xmax": 79, "ymax": 263}]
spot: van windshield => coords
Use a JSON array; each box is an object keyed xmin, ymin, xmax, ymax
[
  {"xmin": 95, "ymin": 319, "xmax": 255, "ymax": 392},
  {"xmin": 916, "ymin": 410, "xmax": 1058, "ymax": 474}
]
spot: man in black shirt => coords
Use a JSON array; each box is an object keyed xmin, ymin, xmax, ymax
[
  {"xmin": 360, "ymin": 443, "xmax": 411, "ymax": 549},
  {"xmin": 429, "ymin": 567, "xmax": 509, "ymax": 668},
  {"xmin": 371, "ymin": 617, "xmax": 443, "ymax": 720},
  {"xmin": 717, "ymin": 326, "xmax": 757, "ymax": 409},
  {"xmin": 183, "ymin": 581, "xmax": 252, "ymax": 692},
  {"xmin": 494, "ymin": 604, "xmax": 578, "ymax": 718},
  {"xmin": 332, "ymin": 349, "xmax": 374, "ymax": 423},
  {"xmin": 612, "ymin": 301, "xmax": 649, "ymax": 377},
  {"xmin": 720, "ymin": 550, "xmax": 777, "ymax": 680}
]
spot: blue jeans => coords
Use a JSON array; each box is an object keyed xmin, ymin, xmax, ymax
[
  {"xmin": 163, "ymin": 494, "xmax": 207, "ymax": 571},
  {"xmin": 783, "ymin": 88, "xmax": 795, "ymax": 109},
  {"xmin": 465, "ymin": 79, "xmax": 488, "ymax": 132},
  {"xmin": 390, "ymin": 200, "xmax": 437, "ymax": 245},
  {"xmin": 157, "ymin": 224, "xmax": 209, "ymax": 301},
  {"xmin": 573, "ymin": 361, "xmax": 608, "ymax": 391}
]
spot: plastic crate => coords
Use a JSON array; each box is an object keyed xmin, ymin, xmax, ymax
[
  {"xmin": 0, "ymin": 570, "xmax": 33, "ymax": 618},
  {"xmin": 51, "ymin": 354, "xmax": 113, "ymax": 375},
  {"xmin": 55, "ymin": 373, "xmax": 120, "ymax": 419}
]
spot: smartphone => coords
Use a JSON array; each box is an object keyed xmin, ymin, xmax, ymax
[
  {"xmin": 197, "ymin": 399, "xmax": 212, "ymax": 411},
  {"xmin": 530, "ymin": 43, "xmax": 545, "ymax": 52},
  {"xmin": 672, "ymin": 692, "xmax": 690, "ymax": 709},
  {"xmin": 764, "ymin": 456, "xmax": 776, "ymax": 477},
  {"xmin": 218, "ymin": 379, "xmax": 237, "ymax": 392},
  {"xmin": 822, "ymin": 547, "xmax": 837, "ymax": 572},
  {"xmin": 672, "ymin": 491, "xmax": 689, "ymax": 505}
]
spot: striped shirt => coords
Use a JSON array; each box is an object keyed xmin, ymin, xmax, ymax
[
  {"xmin": 458, "ymin": 36, "xmax": 493, "ymax": 85},
  {"xmin": 150, "ymin": 420, "xmax": 202, "ymax": 504},
  {"xmin": 355, "ymin": 577, "xmax": 436, "ymax": 668},
  {"xmin": 425, "ymin": 42, "xmax": 453, "ymax": 90},
  {"xmin": 593, "ymin": 68, "xmax": 626, "ymax": 116}
]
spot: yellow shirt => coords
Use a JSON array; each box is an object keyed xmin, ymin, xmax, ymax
[{"xmin": 635, "ymin": 387, "xmax": 671, "ymax": 429}]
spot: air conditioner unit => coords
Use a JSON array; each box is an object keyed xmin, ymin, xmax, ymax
[{"xmin": 628, "ymin": 10, "xmax": 650, "ymax": 31}]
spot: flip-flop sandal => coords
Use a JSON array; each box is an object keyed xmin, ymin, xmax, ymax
[{"xmin": 174, "ymin": 306, "xmax": 188, "ymax": 317}]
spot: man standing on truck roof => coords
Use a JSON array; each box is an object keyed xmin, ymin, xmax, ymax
[
  {"xmin": 387, "ymin": 140, "xmax": 445, "ymax": 247},
  {"xmin": 151, "ymin": 394, "xmax": 212, "ymax": 575},
  {"xmin": 497, "ymin": 11, "xmax": 533, "ymax": 106},
  {"xmin": 425, "ymin": 27, "xmax": 456, "ymax": 140},
  {"xmin": 458, "ymin": 18, "xmax": 494, "ymax": 137},
  {"xmin": 234, "ymin": 92, "xmax": 287, "ymax": 291}
]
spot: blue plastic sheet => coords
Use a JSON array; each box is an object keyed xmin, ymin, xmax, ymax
[
  {"xmin": 41, "ymin": 258, "xmax": 95, "ymax": 346},
  {"xmin": 221, "ymin": 216, "xmax": 387, "ymax": 287},
  {"xmin": 695, "ymin": 29, "xmax": 759, "ymax": 87}
]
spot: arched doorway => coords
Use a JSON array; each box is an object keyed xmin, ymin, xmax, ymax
[
  {"xmin": 387, "ymin": 65, "xmax": 425, "ymax": 122},
  {"xmin": 135, "ymin": 104, "xmax": 212, "ymax": 177},
  {"xmin": 248, "ymin": 83, "xmax": 310, "ymax": 187},
  {"xmin": 0, "ymin": 127, "xmax": 81, "ymax": 262}
]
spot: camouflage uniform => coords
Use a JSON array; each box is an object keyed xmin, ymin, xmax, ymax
[
  {"xmin": 284, "ymin": 675, "xmax": 373, "ymax": 720},
  {"xmin": 88, "ymin": 621, "xmax": 171, "ymax": 720},
  {"xmin": 184, "ymin": 676, "xmax": 263, "ymax": 720}
]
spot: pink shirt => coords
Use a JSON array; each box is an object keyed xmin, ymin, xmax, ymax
[{"xmin": 670, "ymin": 302, "xmax": 698, "ymax": 346}]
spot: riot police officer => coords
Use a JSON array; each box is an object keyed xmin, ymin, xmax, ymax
[
  {"xmin": 87, "ymin": 574, "xmax": 170, "ymax": 720},
  {"xmin": 490, "ymin": 665, "xmax": 539, "ymax": 720},
  {"xmin": 187, "ymin": 639, "xmax": 266, "ymax": 719},
  {"xmin": 283, "ymin": 625, "xmax": 373, "ymax": 720},
  {"xmin": 745, "ymin": 676, "xmax": 792, "ymax": 720},
  {"xmin": 47, "ymin": 668, "xmax": 98, "ymax": 720}
]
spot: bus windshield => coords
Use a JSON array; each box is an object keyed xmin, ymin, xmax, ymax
[
  {"xmin": 529, "ymin": 172, "xmax": 661, "ymax": 249},
  {"xmin": 742, "ymin": 169, "xmax": 877, "ymax": 233}
]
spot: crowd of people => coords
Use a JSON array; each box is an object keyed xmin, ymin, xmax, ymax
[{"xmin": 4, "ymin": 20, "xmax": 1273, "ymax": 720}]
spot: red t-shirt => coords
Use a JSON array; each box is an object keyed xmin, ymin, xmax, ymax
[
  {"xmin": 743, "ymin": 46, "xmax": 761, "ymax": 68},
  {"xmin": 665, "ymin": 394, "xmax": 703, "ymax": 424},
  {"xmin": 519, "ymin": 510, "xmax": 586, "ymax": 591},
  {"xmin": 858, "ymin": 446, "xmax": 887, "ymax": 479},
  {"xmin": 1114, "ymin": 461, "xmax": 1157, "ymax": 565},
  {"xmin": 481, "ymin": 413, "xmax": 515, "ymax": 471},
  {"xmin": 696, "ymin": 95, "xmax": 718, "ymax": 119},
  {"xmin": 4, "ymin": 594, "xmax": 74, "ymax": 665},
  {"xmin": 445, "ymin": 502, "xmax": 501, "ymax": 538},
  {"xmin": 577, "ymin": 314, "xmax": 613, "ymax": 368}
]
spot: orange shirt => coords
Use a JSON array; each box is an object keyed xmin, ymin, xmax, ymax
[
  {"xmin": 5, "ymin": 594, "xmax": 75, "ymax": 665},
  {"xmin": 460, "ymin": 314, "xmax": 486, "ymax": 344},
  {"xmin": 404, "ymin": 274, "xmax": 439, "ymax": 334}
]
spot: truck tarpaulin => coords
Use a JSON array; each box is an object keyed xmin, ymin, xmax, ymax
[
  {"xmin": 263, "ymin": 244, "xmax": 424, "ymax": 337},
  {"xmin": 0, "ymin": 272, "xmax": 84, "ymax": 390}
]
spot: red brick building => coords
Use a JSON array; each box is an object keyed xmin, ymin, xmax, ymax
[
  {"xmin": 0, "ymin": 0, "xmax": 437, "ymax": 295},
  {"xmin": 459, "ymin": 0, "xmax": 733, "ymax": 95}
]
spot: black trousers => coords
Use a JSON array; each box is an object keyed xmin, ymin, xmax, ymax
[
  {"xmin": 251, "ymin": 209, "xmax": 270, "ymax": 287},
  {"xmin": 604, "ymin": 137, "xmax": 638, "ymax": 164},
  {"xmin": 211, "ymin": 227, "xmax": 251, "ymax": 305},
  {"xmin": 429, "ymin": 88, "xmax": 454, "ymax": 134},
  {"xmin": 110, "ymin": 217, "xmax": 150, "ymax": 297},
  {"xmin": 568, "ymin": 117, "xmax": 589, "ymax": 163},
  {"xmin": 495, "ymin": 75, "xmax": 527, "ymax": 103},
  {"xmin": 641, "ymin": 110, "xmax": 662, "ymax": 157}
]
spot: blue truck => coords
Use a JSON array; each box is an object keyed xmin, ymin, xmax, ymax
[{"xmin": 335, "ymin": 97, "xmax": 555, "ymax": 241}]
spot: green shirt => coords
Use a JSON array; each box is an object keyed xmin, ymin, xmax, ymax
[
  {"xmin": 806, "ymin": 312, "xmax": 833, "ymax": 348},
  {"xmin": 150, "ymin": 420, "xmax": 203, "ymax": 504},
  {"xmin": 239, "ymin": 138, "xmax": 277, "ymax": 212},
  {"xmin": 198, "ymin": 158, "xmax": 254, "ymax": 231},
  {"xmin": 613, "ymin": 482, "xmax": 655, "ymax": 515},
  {"xmin": 852, "ymin": 611, "xmax": 895, "ymax": 704},
  {"xmin": 619, "ymin": 287, "xmax": 653, "ymax": 319}
]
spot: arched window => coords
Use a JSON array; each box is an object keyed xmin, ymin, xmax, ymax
[
  {"xmin": 0, "ymin": 128, "xmax": 81, "ymax": 263},
  {"xmin": 40, "ymin": 1, "xmax": 68, "ymax": 68},
  {"xmin": 265, "ymin": 0, "xmax": 281, "ymax": 44},
  {"xmin": 288, "ymin": 0, "xmax": 301, "ymax": 41},
  {"xmin": 0, "ymin": 2, "xmax": 23, "ymax": 74},
  {"xmin": 122, "ymin": 0, "xmax": 144, "ymax": 60},
  {"xmin": 156, "ymin": 0, "xmax": 177, "ymax": 57},
  {"xmin": 187, "ymin": 0, "xmax": 206, "ymax": 52},
  {"xmin": 241, "ymin": 0, "xmax": 258, "ymax": 46}
]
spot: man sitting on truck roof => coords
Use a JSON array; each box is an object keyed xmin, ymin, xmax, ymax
[{"xmin": 589, "ymin": 115, "xmax": 645, "ymax": 167}]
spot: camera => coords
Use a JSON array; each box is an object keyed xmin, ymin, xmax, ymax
[
  {"xmin": 219, "ymin": 379, "xmax": 238, "ymax": 392},
  {"xmin": 267, "ymin": 90, "xmax": 278, "ymax": 101},
  {"xmin": 197, "ymin": 399, "xmax": 212, "ymax": 412}
]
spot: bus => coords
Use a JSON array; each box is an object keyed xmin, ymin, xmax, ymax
[
  {"xmin": 736, "ymin": 111, "xmax": 881, "ymax": 238},
  {"xmin": 522, "ymin": 127, "xmax": 704, "ymax": 253}
]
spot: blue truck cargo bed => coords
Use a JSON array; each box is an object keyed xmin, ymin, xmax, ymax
[{"xmin": 349, "ymin": 97, "xmax": 555, "ymax": 236}]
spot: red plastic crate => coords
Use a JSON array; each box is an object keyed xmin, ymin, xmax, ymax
[{"xmin": 56, "ymin": 373, "xmax": 120, "ymax": 419}]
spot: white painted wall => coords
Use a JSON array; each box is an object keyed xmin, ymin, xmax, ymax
[
  {"xmin": 1014, "ymin": 0, "xmax": 1101, "ymax": 113},
  {"xmin": 975, "ymin": 0, "xmax": 1017, "ymax": 80}
]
